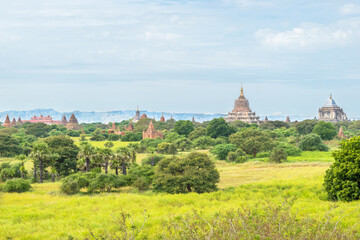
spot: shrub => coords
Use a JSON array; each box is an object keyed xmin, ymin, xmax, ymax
[
  {"xmin": 61, "ymin": 179, "xmax": 80, "ymax": 195},
  {"xmin": 227, "ymin": 149, "xmax": 247, "ymax": 163},
  {"xmin": 0, "ymin": 163, "xmax": 21, "ymax": 182},
  {"xmin": 60, "ymin": 173, "xmax": 96, "ymax": 195},
  {"xmin": 173, "ymin": 138, "xmax": 193, "ymax": 151},
  {"xmin": 88, "ymin": 174, "xmax": 127, "ymax": 192},
  {"xmin": 299, "ymin": 134, "xmax": 329, "ymax": 151},
  {"xmin": 277, "ymin": 143, "xmax": 302, "ymax": 156},
  {"xmin": 313, "ymin": 121, "xmax": 337, "ymax": 140},
  {"xmin": 142, "ymin": 154, "xmax": 164, "ymax": 166},
  {"xmin": 211, "ymin": 144, "xmax": 236, "ymax": 160},
  {"xmin": 127, "ymin": 165, "xmax": 154, "ymax": 188},
  {"xmin": 269, "ymin": 148, "xmax": 287, "ymax": 163},
  {"xmin": 188, "ymin": 127, "xmax": 206, "ymax": 140},
  {"xmin": 153, "ymin": 152, "xmax": 220, "ymax": 194},
  {"xmin": 324, "ymin": 136, "xmax": 360, "ymax": 201},
  {"xmin": 1, "ymin": 178, "xmax": 31, "ymax": 193},
  {"xmin": 156, "ymin": 142, "xmax": 177, "ymax": 155},
  {"xmin": 193, "ymin": 136, "xmax": 216, "ymax": 149}
]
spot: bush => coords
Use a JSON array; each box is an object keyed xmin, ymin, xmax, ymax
[
  {"xmin": 299, "ymin": 134, "xmax": 329, "ymax": 151},
  {"xmin": 88, "ymin": 174, "xmax": 127, "ymax": 192},
  {"xmin": 313, "ymin": 121, "xmax": 337, "ymax": 140},
  {"xmin": 193, "ymin": 136, "xmax": 216, "ymax": 149},
  {"xmin": 128, "ymin": 165, "xmax": 155, "ymax": 191},
  {"xmin": 269, "ymin": 148, "xmax": 287, "ymax": 163},
  {"xmin": 173, "ymin": 138, "xmax": 193, "ymax": 151},
  {"xmin": 0, "ymin": 163, "xmax": 21, "ymax": 182},
  {"xmin": 211, "ymin": 144, "xmax": 236, "ymax": 160},
  {"xmin": 156, "ymin": 142, "xmax": 177, "ymax": 155},
  {"xmin": 227, "ymin": 149, "xmax": 247, "ymax": 163},
  {"xmin": 1, "ymin": 178, "xmax": 31, "ymax": 193},
  {"xmin": 142, "ymin": 154, "xmax": 165, "ymax": 166},
  {"xmin": 153, "ymin": 152, "xmax": 220, "ymax": 194},
  {"xmin": 324, "ymin": 136, "xmax": 360, "ymax": 201},
  {"xmin": 277, "ymin": 143, "xmax": 302, "ymax": 156},
  {"xmin": 60, "ymin": 173, "xmax": 96, "ymax": 195}
]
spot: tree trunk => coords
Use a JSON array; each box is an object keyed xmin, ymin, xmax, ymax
[
  {"xmin": 187, "ymin": 184, "xmax": 192, "ymax": 192},
  {"xmin": 51, "ymin": 173, "xmax": 55, "ymax": 182},
  {"xmin": 33, "ymin": 169, "xmax": 37, "ymax": 182},
  {"xmin": 39, "ymin": 159, "xmax": 44, "ymax": 183},
  {"xmin": 115, "ymin": 167, "xmax": 118, "ymax": 175},
  {"xmin": 151, "ymin": 155, "xmax": 154, "ymax": 166},
  {"xmin": 21, "ymin": 172, "xmax": 24, "ymax": 179},
  {"xmin": 253, "ymin": 152, "xmax": 256, "ymax": 158},
  {"xmin": 105, "ymin": 162, "xmax": 108, "ymax": 174},
  {"xmin": 85, "ymin": 157, "xmax": 90, "ymax": 172},
  {"xmin": 122, "ymin": 160, "xmax": 127, "ymax": 175}
]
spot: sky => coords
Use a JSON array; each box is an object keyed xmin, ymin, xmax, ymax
[{"xmin": 0, "ymin": 0, "xmax": 359, "ymax": 118}]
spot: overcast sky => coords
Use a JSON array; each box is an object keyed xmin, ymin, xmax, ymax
[{"xmin": 0, "ymin": 0, "xmax": 359, "ymax": 118}]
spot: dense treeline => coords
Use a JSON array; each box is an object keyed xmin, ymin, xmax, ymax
[{"xmin": 1, "ymin": 118, "xmax": 360, "ymax": 201}]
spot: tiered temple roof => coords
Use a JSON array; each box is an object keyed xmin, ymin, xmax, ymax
[
  {"xmin": 285, "ymin": 116, "xmax": 291, "ymax": 123},
  {"xmin": 11, "ymin": 118, "xmax": 17, "ymax": 126},
  {"xmin": 318, "ymin": 95, "xmax": 348, "ymax": 123},
  {"xmin": 66, "ymin": 114, "xmax": 80, "ymax": 130},
  {"xmin": 224, "ymin": 87, "xmax": 260, "ymax": 124},
  {"xmin": 160, "ymin": 114, "xmax": 165, "ymax": 122},
  {"xmin": 61, "ymin": 114, "xmax": 68, "ymax": 125},
  {"xmin": 141, "ymin": 113, "xmax": 148, "ymax": 120},
  {"xmin": 3, "ymin": 115, "xmax": 11, "ymax": 127},
  {"xmin": 143, "ymin": 121, "xmax": 163, "ymax": 139},
  {"xmin": 132, "ymin": 106, "xmax": 141, "ymax": 123}
]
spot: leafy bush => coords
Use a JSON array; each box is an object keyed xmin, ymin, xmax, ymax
[
  {"xmin": 299, "ymin": 134, "xmax": 329, "ymax": 151},
  {"xmin": 277, "ymin": 143, "xmax": 302, "ymax": 156},
  {"xmin": 188, "ymin": 127, "xmax": 206, "ymax": 140},
  {"xmin": 324, "ymin": 136, "xmax": 360, "ymax": 201},
  {"xmin": 193, "ymin": 136, "xmax": 216, "ymax": 149},
  {"xmin": 88, "ymin": 174, "xmax": 127, "ymax": 192},
  {"xmin": 227, "ymin": 149, "xmax": 247, "ymax": 163},
  {"xmin": 156, "ymin": 142, "xmax": 177, "ymax": 155},
  {"xmin": 0, "ymin": 163, "xmax": 21, "ymax": 182},
  {"xmin": 153, "ymin": 152, "xmax": 220, "ymax": 194},
  {"xmin": 313, "ymin": 121, "xmax": 337, "ymax": 140},
  {"xmin": 60, "ymin": 172, "xmax": 96, "ymax": 195},
  {"xmin": 128, "ymin": 165, "xmax": 155, "ymax": 191},
  {"xmin": 269, "ymin": 148, "xmax": 287, "ymax": 163},
  {"xmin": 211, "ymin": 144, "xmax": 236, "ymax": 160},
  {"xmin": 142, "ymin": 154, "xmax": 164, "ymax": 166},
  {"xmin": 1, "ymin": 178, "xmax": 31, "ymax": 193},
  {"xmin": 173, "ymin": 138, "xmax": 193, "ymax": 151}
]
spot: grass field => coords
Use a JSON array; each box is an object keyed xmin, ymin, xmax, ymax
[{"xmin": 1, "ymin": 148, "xmax": 360, "ymax": 239}]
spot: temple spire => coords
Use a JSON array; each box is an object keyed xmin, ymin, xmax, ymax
[
  {"xmin": 330, "ymin": 94, "xmax": 332, "ymax": 100},
  {"xmin": 240, "ymin": 86, "xmax": 244, "ymax": 98}
]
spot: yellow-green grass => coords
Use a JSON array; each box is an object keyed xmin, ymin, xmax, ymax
[
  {"xmin": 287, "ymin": 151, "xmax": 334, "ymax": 162},
  {"xmin": 1, "ymin": 161, "xmax": 359, "ymax": 239}
]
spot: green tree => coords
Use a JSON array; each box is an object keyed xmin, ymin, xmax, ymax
[
  {"xmin": 96, "ymin": 147, "xmax": 113, "ymax": 174},
  {"xmin": 25, "ymin": 123, "xmax": 52, "ymax": 138},
  {"xmin": 269, "ymin": 147, "xmax": 287, "ymax": 163},
  {"xmin": 299, "ymin": 134, "xmax": 329, "ymax": 151},
  {"xmin": 113, "ymin": 147, "xmax": 131, "ymax": 175},
  {"xmin": 206, "ymin": 118, "xmax": 236, "ymax": 138},
  {"xmin": 77, "ymin": 142, "xmax": 96, "ymax": 172},
  {"xmin": 153, "ymin": 152, "xmax": 220, "ymax": 193},
  {"xmin": 295, "ymin": 120, "xmax": 318, "ymax": 135},
  {"xmin": 229, "ymin": 129, "xmax": 274, "ymax": 158},
  {"xmin": 45, "ymin": 135, "xmax": 80, "ymax": 176},
  {"xmin": 174, "ymin": 120, "xmax": 194, "ymax": 137},
  {"xmin": 324, "ymin": 136, "xmax": 360, "ymax": 201},
  {"xmin": 30, "ymin": 142, "xmax": 52, "ymax": 183},
  {"xmin": 211, "ymin": 144, "xmax": 236, "ymax": 160},
  {"xmin": 312, "ymin": 121, "xmax": 337, "ymax": 140},
  {"xmin": 188, "ymin": 127, "xmax": 206, "ymax": 140},
  {"xmin": 0, "ymin": 134, "xmax": 23, "ymax": 157},
  {"xmin": 156, "ymin": 142, "xmax": 177, "ymax": 155}
]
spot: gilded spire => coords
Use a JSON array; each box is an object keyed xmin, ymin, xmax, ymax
[{"xmin": 240, "ymin": 86, "xmax": 244, "ymax": 98}]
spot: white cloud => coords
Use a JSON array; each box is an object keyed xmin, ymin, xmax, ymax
[
  {"xmin": 144, "ymin": 32, "xmax": 181, "ymax": 41},
  {"xmin": 223, "ymin": 0, "xmax": 272, "ymax": 7},
  {"xmin": 255, "ymin": 18, "xmax": 360, "ymax": 50},
  {"xmin": 340, "ymin": 4, "xmax": 360, "ymax": 15}
]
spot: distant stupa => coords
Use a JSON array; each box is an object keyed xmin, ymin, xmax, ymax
[
  {"xmin": 132, "ymin": 106, "xmax": 141, "ymax": 123},
  {"xmin": 66, "ymin": 114, "xmax": 80, "ymax": 130},
  {"xmin": 3, "ymin": 115, "xmax": 11, "ymax": 127},
  {"xmin": 224, "ymin": 87, "xmax": 260, "ymax": 124}
]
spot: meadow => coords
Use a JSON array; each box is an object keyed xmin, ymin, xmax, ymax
[{"xmin": 1, "ymin": 148, "xmax": 360, "ymax": 239}]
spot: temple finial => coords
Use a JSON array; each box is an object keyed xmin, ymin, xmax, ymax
[
  {"xmin": 240, "ymin": 86, "xmax": 244, "ymax": 98},
  {"xmin": 330, "ymin": 94, "xmax": 332, "ymax": 100}
]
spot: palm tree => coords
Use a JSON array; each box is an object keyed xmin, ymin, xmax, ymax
[
  {"xmin": 16, "ymin": 155, "xmax": 26, "ymax": 179},
  {"xmin": 96, "ymin": 147, "xmax": 112, "ymax": 174},
  {"xmin": 30, "ymin": 142, "xmax": 51, "ymax": 183},
  {"xmin": 77, "ymin": 142, "xmax": 96, "ymax": 172},
  {"xmin": 113, "ymin": 147, "xmax": 131, "ymax": 175}
]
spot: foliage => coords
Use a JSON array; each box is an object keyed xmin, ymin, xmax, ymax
[
  {"xmin": 211, "ymin": 144, "xmax": 236, "ymax": 160},
  {"xmin": 173, "ymin": 138, "xmax": 193, "ymax": 151},
  {"xmin": 227, "ymin": 149, "xmax": 247, "ymax": 163},
  {"xmin": 88, "ymin": 174, "xmax": 127, "ymax": 192},
  {"xmin": 269, "ymin": 147, "xmax": 288, "ymax": 163},
  {"xmin": 140, "ymin": 138, "xmax": 163, "ymax": 149},
  {"xmin": 127, "ymin": 165, "xmax": 155, "ymax": 191},
  {"xmin": 25, "ymin": 123, "xmax": 52, "ymax": 138},
  {"xmin": 229, "ymin": 128, "xmax": 275, "ymax": 158},
  {"xmin": 1, "ymin": 178, "xmax": 31, "ymax": 193},
  {"xmin": 60, "ymin": 172, "xmax": 97, "ymax": 195},
  {"xmin": 193, "ymin": 136, "xmax": 216, "ymax": 149},
  {"xmin": 174, "ymin": 120, "xmax": 194, "ymax": 137},
  {"xmin": 295, "ymin": 120, "xmax": 318, "ymax": 135},
  {"xmin": 121, "ymin": 132, "xmax": 142, "ymax": 142},
  {"xmin": 206, "ymin": 118, "xmax": 236, "ymax": 138},
  {"xmin": 188, "ymin": 127, "xmax": 206, "ymax": 140},
  {"xmin": 156, "ymin": 142, "xmax": 177, "ymax": 155},
  {"xmin": 0, "ymin": 163, "xmax": 22, "ymax": 182},
  {"xmin": 313, "ymin": 121, "xmax": 337, "ymax": 140},
  {"xmin": 277, "ymin": 143, "xmax": 302, "ymax": 156},
  {"xmin": 164, "ymin": 132, "xmax": 181, "ymax": 142},
  {"xmin": 45, "ymin": 135, "xmax": 79, "ymax": 176},
  {"xmin": 0, "ymin": 134, "xmax": 23, "ymax": 157},
  {"xmin": 142, "ymin": 154, "xmax": 164, "ymax": 166},
  {"xmin": 299, "ymin": 134, "xmax": 329, "ymax": 152},
  {"xmin": 77, "ymin": 142, "xmax": 96, "ymax": 172},
  {"xmin": 324, "ymin": 136, "xmax": 360, "ymax": 201},
  {"xmin": 108, "ymin": 134, "xmax": 120, "ymax": 141},
  {"xmin": 153, "ymin": 152, "xmax": 220, "ymax": 193}
]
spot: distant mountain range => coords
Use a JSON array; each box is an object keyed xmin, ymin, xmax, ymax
[{"xmin": 0, "ymin": 108, "xmax": 319, "ymax": 123}]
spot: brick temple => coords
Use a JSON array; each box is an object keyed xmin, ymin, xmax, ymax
[{"xmin": 318, "ymin": 95, "xmax": 348, "ymax": 123}]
